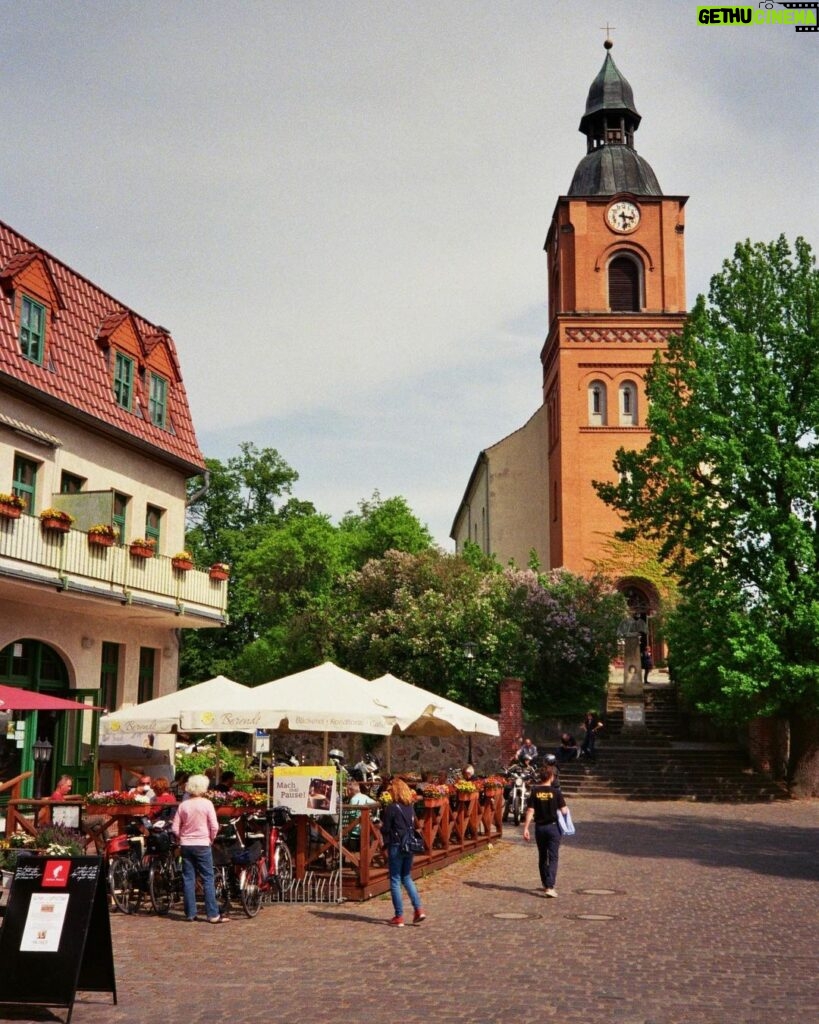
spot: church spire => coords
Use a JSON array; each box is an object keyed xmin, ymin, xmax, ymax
[{"xmin": 567, "ymin": 41, "xmax": 662, "ymax": 197}]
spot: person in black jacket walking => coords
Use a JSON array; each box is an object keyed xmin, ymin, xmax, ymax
[
  {"xmin": 380, "ymin": 777, "xmax": 426, "ymax": 927},
  {"xmin": 522, "ymin": 763, "xmax": 569, "ymax": 898}
]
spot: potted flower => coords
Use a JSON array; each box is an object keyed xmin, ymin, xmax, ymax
[
  {"xmin": 420, "ymin": 783, "xmax": 449, "ymax": 807},
  {"xmin": 209, "ymin": 562, "xmax": 230, "ymax": 581},
  {"xmin": 454, "ymin": 779, "xmax": 478, "ymax": 801},
  {"xmin": 40, "ymin": 507, "xmax": 74, "ymax": 532},
  {"xmin": 0, "ymin": 493, "xmax": 25, "ymax": 520},
  {"xmin": 129, "ymin": 537, "xmax": 157, "ymax": 559},
  {"xmin": 33, "ymin": 824, "xmax": 85, "ymax": 857},
  {"xmin": 87, "ymin": 523, "xmax": 118, "ymax": 548},
  {"xmin": 171, "ymin": 550, "xmax": 194, "ymax": 571}
]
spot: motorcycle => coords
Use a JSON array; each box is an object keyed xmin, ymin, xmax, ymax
[
  {"xmin": 351, "ymin": 753, "xmax": 381, "ymax": 788},
  {"xmin": 503, "ymin": 764, "xmax": 534, "ymax": 826}
]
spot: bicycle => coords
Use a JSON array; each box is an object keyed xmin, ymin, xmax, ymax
[
  {"xmin": 245, "ymin": 806, "xmax": 294, "ymax": 900},
  {"xmin": 146, "ymin": 821, "xmax": 183, "ymax": 915},
  {"xmin": 106, "ymin": 822, "xmax": 149, "ymax": 914},
  {"xmin": 212, "ymin": 817, "xmax": 266, "ymax": 918}
]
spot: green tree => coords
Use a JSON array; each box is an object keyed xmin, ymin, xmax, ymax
[
  {"xmin": 595, "ymin": 237, "xmax": 819, "ymax": 795},
  {"xmin": 312, "ymin": 549, "xmax": 624, "ymax": 716}
]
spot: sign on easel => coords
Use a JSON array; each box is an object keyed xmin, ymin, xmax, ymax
[{"xmin": 0, "ymin": 856, "xmax": 116, "ymax": 1024}]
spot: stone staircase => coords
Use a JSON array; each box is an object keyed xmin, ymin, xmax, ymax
[{"xmin": 555, "ymin": 682, "xmax": 789, "ymax": 802}]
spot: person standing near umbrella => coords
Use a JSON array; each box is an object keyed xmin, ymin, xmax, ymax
[{"xmin": 171, "ymin": 773, "xmax": 223, "ymax": 923}]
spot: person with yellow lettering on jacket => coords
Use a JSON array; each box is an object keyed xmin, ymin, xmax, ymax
[{"xmin": 522, "ymin": 762, "xmax": 569, "ymax": 898}]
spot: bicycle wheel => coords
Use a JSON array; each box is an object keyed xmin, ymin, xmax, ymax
[
  {"xmin": 148, "ymin": 857, "xmax": 175, "ymax": 915},
  {"xmin": 109, "ymin": 855, "xmax": 142, "ymax": 914},
  {"xmin": 272, "ymin": 840, "xmax": 293, "ymax": 896},
  {"xmin": 239, "ymin": 863, "xmax": 262, "ymax": 917},
  {"xmin": 213, "ymin": 865, "xmax": 231, "ymax": 916}
]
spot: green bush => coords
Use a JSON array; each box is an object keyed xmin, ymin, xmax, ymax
[{"xmin": 175, "ymin": 747, "xmax": 250, "ymax": 783}]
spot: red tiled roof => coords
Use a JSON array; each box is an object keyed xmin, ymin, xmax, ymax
[{"xmin": 0, "ymin": 220, "xmax": 205, "ymax": 472}]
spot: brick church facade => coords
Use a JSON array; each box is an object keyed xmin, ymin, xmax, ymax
[{"xmin": 451, "ymin": 41, "xmax": 686, "ymax": 629}]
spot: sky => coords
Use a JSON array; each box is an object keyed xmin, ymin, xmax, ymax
[{"xmin": 1, "ymin": 1, "xmax": 817, "ymax": 546}]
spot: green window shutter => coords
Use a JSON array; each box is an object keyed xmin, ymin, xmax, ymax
[
  {"xmin": 20, "ymin": 296, "xmax": 45, "ymax": 363},
  {"xmin": 113, "ymin": 352, "xmax": 134, "ymax": 410},
  {"xmin": 12, "ymin": 455, "xmax": 38, "ymax": 513},
  {"xmin": 138, "ymin": 647, "xmax": 156, "ymax": 704},
  {"xmin": 149, "ymin": 373, "xmax": 167, "ymax": 428},
  {"xmin": 100, "ymin": 642, "xmax": 120, "ymax": 712},
  {"xmin": 145, "ymin": 505, "xmax": 162, "ymax": 546}
]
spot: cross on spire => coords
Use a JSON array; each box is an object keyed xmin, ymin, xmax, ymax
[{"xmin": 601, "ymin": 23, "xmax": 615, "ymax": 48}]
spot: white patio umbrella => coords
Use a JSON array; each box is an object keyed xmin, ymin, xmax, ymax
[
  {"xmin": 180, "ymin": 662, "xmax": 398, "ymax": 759},
  {"xmin": 99, "ymin": 675, "xmax": 252, "ymax": 739},
  {"xmin": 369, "ymin": 673, "xmax": 500, "ymax": 738}
]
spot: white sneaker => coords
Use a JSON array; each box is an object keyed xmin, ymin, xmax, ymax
[{"xmin": 544, "ymin": 888, "xmax": 558, "ymax": 898}]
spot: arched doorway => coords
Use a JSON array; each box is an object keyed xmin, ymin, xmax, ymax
[
  {"xmin": 616, "ymin": 578, "xmax": 664, "ymax": 669},
  {"xmin": 0, "ymin": 640, "xmax": 99, "ymax": 799}
]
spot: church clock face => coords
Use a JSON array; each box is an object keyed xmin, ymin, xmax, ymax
[{"xmin": 606, "ymin": 200, "xmax": 640, "ymax": 233}]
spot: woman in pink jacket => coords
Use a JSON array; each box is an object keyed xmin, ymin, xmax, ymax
[{"xmin": 171, "ymin": 773, "xmax": 223, "ymax": 923}]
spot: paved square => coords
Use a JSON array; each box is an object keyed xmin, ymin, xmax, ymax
[{"xmin": 13, "ymin": 798, "xmax": 817, "ymax": 1024}]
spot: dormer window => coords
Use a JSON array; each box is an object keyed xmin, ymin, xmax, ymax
[
  {"xmin": 149, "ymin": 373, "xmax": 167, "ymax": 428},
  {"xmin": 113, "ymin": 352, "xmax": 134, "ymax": 410},
  {"xmin": 20, "ymin": 296, "xmax": 45, "ymax": 364}
]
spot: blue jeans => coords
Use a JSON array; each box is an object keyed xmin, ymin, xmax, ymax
[
  {"xmin": 387, "ymin": 843, "xmax": 421, "ymax": 917},
  {"xmin": 534, "ymin": 823, "xmax": 562, "ymax": 889},
  {"xmin": 181, "ymin": 845, "xmax": 220, "ymax": 920}
]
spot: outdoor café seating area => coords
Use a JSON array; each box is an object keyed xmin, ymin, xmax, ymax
[{"xmin": 1, "ymin": 769, "xmax": 505, "ymax": 904}]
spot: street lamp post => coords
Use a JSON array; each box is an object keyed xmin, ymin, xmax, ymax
[
  {"xmin": 463, "ymin": 643, "xmax": 477, "ymax": 764},
  {"xmin": 32, "ymin": 737, "xmax": 53, "ymax": 799}
]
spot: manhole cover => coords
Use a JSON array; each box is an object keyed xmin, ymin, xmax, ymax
[
  {"xmin": 576, "ymin": 888, "xmax": 621, "ymax": 896},
  {"xmin": 489, "ymin": 912, "xmax": 541, "ymax": 920},
  {"xmin": 570, "ymin": 913, "xmax": 618, "ymax": 921}
]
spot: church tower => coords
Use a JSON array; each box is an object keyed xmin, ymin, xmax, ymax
[{"xmin": 542, "ymin": 41, "xmax": 687, "ymax": 576}]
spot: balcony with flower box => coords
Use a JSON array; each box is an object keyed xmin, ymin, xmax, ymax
[{"xmin": 0, "ymin": 511, "xmax": 227, "ymax": 628}]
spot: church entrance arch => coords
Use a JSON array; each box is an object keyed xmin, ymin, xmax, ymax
[{"xmin": 616, "ymin": 578, "xmax": 664, "ymax": 668}]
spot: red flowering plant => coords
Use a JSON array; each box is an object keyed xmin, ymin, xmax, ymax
[
  {"xmin": 419, "ymin": 783, "xmax": 450, "ymax": 799},
  {"xmin": 479, "ymin": 775, "xmax": 506, "ymax": 792},
  {"xmin": 206, "ymin": 789, "xmax": 265, "ymax": 808},
  {"xmin": 85, "ymin": 790, "xmax": 143, "ymax": 805}
]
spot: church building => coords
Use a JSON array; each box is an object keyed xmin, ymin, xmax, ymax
[{"xmin": 451, "ymin": 41, "xmax": 687, "ymax": 626}]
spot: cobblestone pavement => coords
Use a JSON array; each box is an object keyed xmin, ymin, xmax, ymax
[{"xmin": 3, "ymin": 798, "xmax": 818, "ymax": 1024}]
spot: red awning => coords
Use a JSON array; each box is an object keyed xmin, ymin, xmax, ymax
[{"xmin": 0, "ymin": 685, "xmax": 102, "ymax": 711}]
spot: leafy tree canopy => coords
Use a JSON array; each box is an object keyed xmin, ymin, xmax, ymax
[{"xmin": 595, "ymin": 236, "xmax": 819, "ymax": 784}]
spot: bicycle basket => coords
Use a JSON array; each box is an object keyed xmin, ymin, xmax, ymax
[
  {"xmin": 147, "ymin": 830, "xmax": 172, "ymax": 855},
  {"xmin": 271, "ymin": 806, "xmax": 291, "ymax": 828},
  {"xmin": 232, "ymin": 840, "xmax": 262, "ymax": 866},
  {"xmin": 212, "ymin": 839, "xmax": 242, "ymax": 867}
]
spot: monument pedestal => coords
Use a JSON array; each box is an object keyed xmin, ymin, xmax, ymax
[{"xmin": 621, "ymin": 635, "xmax": 646, "ymax": 734}]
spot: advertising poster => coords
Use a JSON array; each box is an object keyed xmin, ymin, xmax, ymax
[
  {"xmin": 273, "ymin": 766, "xmax": 337, "ymax": 816},
  {"xmin": 20, "ymin": 893, "xmax": 69, "ymax": 953}
]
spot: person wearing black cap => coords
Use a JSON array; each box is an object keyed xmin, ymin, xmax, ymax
[{"xmin": 522, "ymin": 762, "xmax": 569, "ymax": 898}]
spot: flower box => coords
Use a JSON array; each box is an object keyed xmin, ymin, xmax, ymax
[
  {"xmin": 130, "ymin": 542, "xmax": 156, "ymax": 559},
  {"xmin": 209, "ymin": 564, "xmax": 230, "ymax": 581},
  {"xmin": 41, "ymin": 516, "xmax": 71, "ymax": 533},
  {"xmin": 172, "ymin": 557, "xmax": 194, "ymax": 572},
  {"xmin": 88, "ymin": 532, "xmax": 115, "ymax": 548},
  {"xmin": 422, "ymin": 797, "xmax": 445, "ymax": 808},
  {"xmin": 0, "ymin": 499, "xmax": 22, "ymax": 520}
]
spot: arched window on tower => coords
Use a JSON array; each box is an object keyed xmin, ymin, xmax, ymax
[
  {"xmin": 608, "ymin": 254, "xmax": 642, "ymax": 312},
  {"xmin": 619, "ymin": 381, "xmax": 638, "ymax": 425},
  {"xmin": 588, "ymin": 380, "xmax": 607, "ymax": 426}
]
